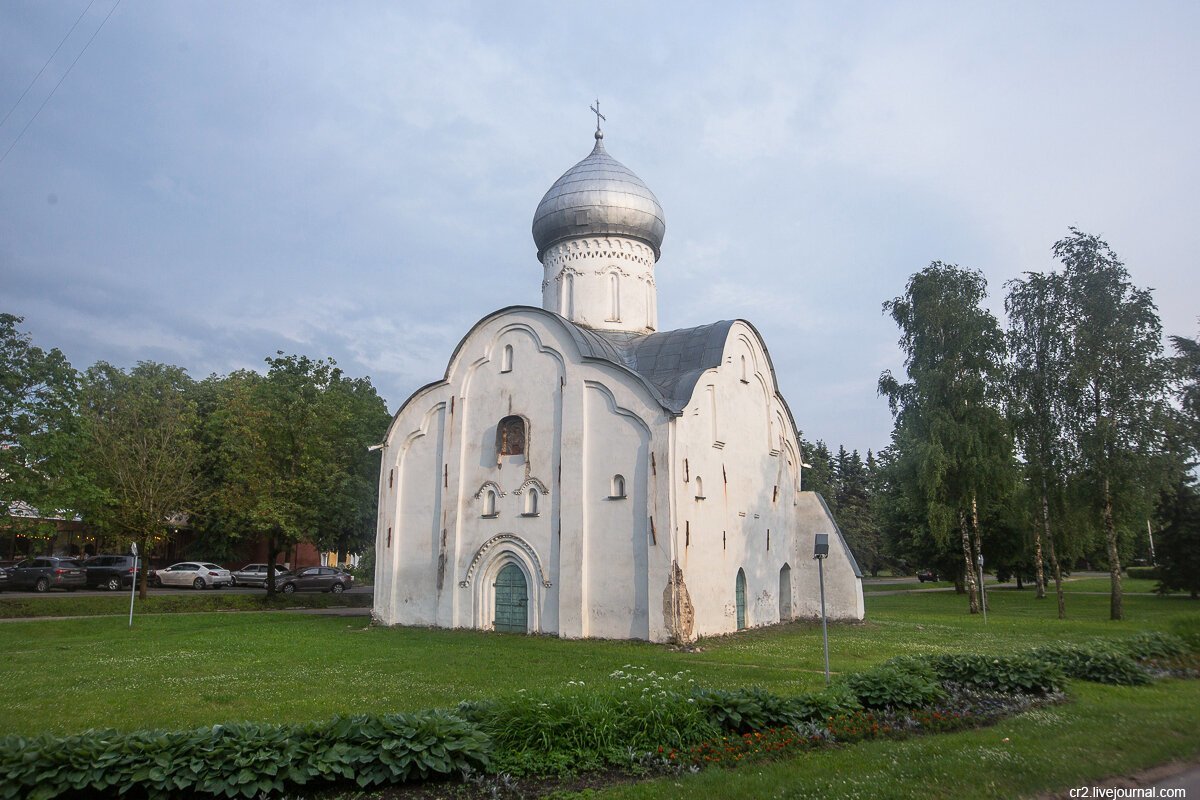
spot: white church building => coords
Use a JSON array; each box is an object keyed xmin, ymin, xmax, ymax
[{"xmin": 372, "ymin": 123, "xmax": 864, "ymax": 643}]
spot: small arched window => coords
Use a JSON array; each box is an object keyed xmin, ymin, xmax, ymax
[
  {"xmin": 610, "ymin": 474, "xmax": 626, "ymax": 499},
  {"xmin": 523, "ymin": 488, "xmax": 539, "ymax": 516},
  {"xmin": 483, "ymin": 489, "xmax": 497, "ymax": 517},
  {"xmin": 695, "ymin": 476, "xmax": 705, "ymax": 500},
  {"xmin": 740, "ymin": 355, "xmax": 749, "ymax": 383},
  {"xmin": 497, "ymin": 416, "xmax": 526, "ymax": 457},
  {"xmin": 501, "ymin": 344, "xmax": 513, "ymax": 373},
  {"xmin": 608, "ymin": 273, "xmax": 621, "ymax": 321}
]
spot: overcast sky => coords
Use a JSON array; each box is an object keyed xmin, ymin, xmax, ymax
[{"xmin": 2, "ymin": 2, "xmax": 1197, "ymax": 455}]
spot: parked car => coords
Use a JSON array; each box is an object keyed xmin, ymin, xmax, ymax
[
  {"xmin": 151, "ymin": 562, "xmax": 233, "ymax": 589},
  {"xmin": 917, "ymin": 569, "xmax": 939, "ymax": 583},
  {"xmin": 6, "ymin": 557, "xmax": 87, "ymax": 592},
  {"xmin": 0, "ymin": 565, "xmax": 9, "ymax": 591},
  {"xmin": 276, "ymin": 566, "xmax": 353, "ymax": 594},
  {"xmin": 84, "ymin": 554, "xmax": 140, "ymax": 590},
  {"xmin": 230, "ymin": 564, "xmax": 290, "ymax": 587}
]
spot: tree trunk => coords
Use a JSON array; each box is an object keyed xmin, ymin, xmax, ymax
[
  {"xmin": 1036, "ymin": 484, "xmax": 1052, "ymax": 600},
  {"xmin": 971, "ymin": 494, "xmax": 986, "ymax": 612},
  {"xmin": 960, "ymin": 511, "xmax": 980, "ymax": 614},
  {"xmin": 1047, "ymin": 532, "xmax": 1065, "ymax": 619},
  {"xmin": 1103, "ymin": 476, "xmax": 1123, "ymax": 621},
  {"xmin": 1033, "ymin": 518, "xmax": 1046, "ymax": 600},
  {"xmin": 266, "ymin": 531, "xmax": 279, "ymax": 596}
]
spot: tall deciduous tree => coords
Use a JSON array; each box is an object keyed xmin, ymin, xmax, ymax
[
  {"xmin": 205, "ymin": 354, "xmax": 386, "ymax": 593},
  {"xmin": 0, "ymin": 314, "xmax": 92, "ymax": 536},
  {"xmin": 1172, "ymin": 329, "xmax": 1200, "ymax": 456},
  {"xmin": 80, "ymin": 362, "xmax": 202, "ymax": 597},
  {"xmin": 1005, "ymin": 271, "xmax": 1073, "ymax": 615},
  {"xmin": 879, "ymin": 263, "xmax": 1011, "ymax": 614},
  {"xmin": 1056, "ymin": 229, "xmax": 1171, "ymax": 620}
]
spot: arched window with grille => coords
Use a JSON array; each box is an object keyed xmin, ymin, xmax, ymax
[{"xmin": 496, "ymin": 416, "xmax": 526, "ymax": 457}]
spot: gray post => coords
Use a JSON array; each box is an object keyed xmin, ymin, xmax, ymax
[
  {"xmin": 814, "ymin": 533, "xmax": 830, "ymax": 685},
  {"xmin": 818, "ymin": 555, "xmax": 829, "ymax": 685},
  {"xmin": 128, "ymin": 542, "xmax": 138, "ymax": 628},
  {"xmin": 977, "ymin": 552, "xmax": 987, "ymax": 625}
]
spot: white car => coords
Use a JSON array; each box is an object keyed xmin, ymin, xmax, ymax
[{"xmin": 152, "ymin": 562, "xmax": 232, "ymax": 590}]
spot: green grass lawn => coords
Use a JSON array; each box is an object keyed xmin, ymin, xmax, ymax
[{"xmin": 1, "ymin": 587, "xmax": 1197, "ymax": 798}]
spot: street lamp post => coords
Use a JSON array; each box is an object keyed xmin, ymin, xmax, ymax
[{"xmin": 814, "ymin": 533, "xmax": 830, "ymax": 685}]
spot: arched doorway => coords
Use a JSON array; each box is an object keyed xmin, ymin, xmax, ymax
[
  {"xmin": 493, "ymin": 563, "xmax": 528, "ymax": 633},
  {"xmin": 735, "ymin": 568, "xmax": 747, "ymax": 630},
  {"xmin": 778, "ymin": 564, "xmax": 792, "ymax": 620}
]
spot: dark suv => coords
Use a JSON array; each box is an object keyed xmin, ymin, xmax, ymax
[
  {"xmin": 84, "ymin": 554, "xmax": 139, "ymax": 591},
  {"xmin": 7, "ymin": 557, "xmax": 87, "ymax": 592}
]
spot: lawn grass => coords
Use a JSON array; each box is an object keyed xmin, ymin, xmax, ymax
[
  {"xmin": 1, "ymin": 587, "xmax": 1195, "ymax": 739},
  {"xmin": 0, "ymin": 590, "xmax": 372, "ymax": 619}
]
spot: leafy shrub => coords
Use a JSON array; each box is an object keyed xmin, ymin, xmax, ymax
[
  {"xmin": 690, "ymin": 686, "xmax": 862, "ymax": 733},
  {"xmin": 842, "ymin": 664, "xmax": 946, "ymax": 709},
  {"xmin": 1111, "ymin": 631, "xmax": 1189, "ymax": 661},
  {"xmin": 1028, "ymin": 643, "xmax": 1150, "ymax": 686},
  {"xmin": 1170, "ymin": 617, "xmax": 1200, "ymax": 654},
  {"xmin": 0, "ymin": 710, "xmax": 489, "ymax": 800},
  {"xmin": 786, "ymin": 685, "xmax": 864, "ymax": 722},
  {"xmin": 1126, "ymin": 566, "xmax": 1158, "ymax": 580},
  {"xmin": 919, "ymin": 653, "xmax": 1066, "ymax": 695},
  {"xmin": 477, "ymin": 669, "xmax": 719, "ymax": 776}
]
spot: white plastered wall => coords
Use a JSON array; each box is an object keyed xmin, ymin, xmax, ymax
[
  {"xmin": 668, "ymin": 322, "xmax": 864, "ymax": 639},
  {"xmin": 374, "ymin": 308, "xmax": 674, "ymax": 640}
]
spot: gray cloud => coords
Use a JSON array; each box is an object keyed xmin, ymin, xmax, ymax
[{"xmin": 3, "ymin": 1, "xmax": 1197, "ymax": 454}]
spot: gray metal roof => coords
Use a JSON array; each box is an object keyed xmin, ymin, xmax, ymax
[
  {"xmin": 531, "ymin": 133, "xmax": 666, "ymax": 259},
  {"xmin": 564, "ymin": 320, "xmax": 734, "ymax": 414}
]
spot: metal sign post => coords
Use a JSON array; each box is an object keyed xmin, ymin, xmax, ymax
[
  {"xmin": 129, "ymin": 542, "xmax": 138, "ymax": 628},
  {"xmin": 814, "ymin": 533, "xmax": 830, "ymax": 685},
  {"xmin": 977, "ymin": 552, "xmax": 987, "ymax": 625}
]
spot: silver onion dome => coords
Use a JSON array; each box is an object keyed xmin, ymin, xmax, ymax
[{"xmin": 532, "ymin": 132, "xmax": 666, "ymax": 259}]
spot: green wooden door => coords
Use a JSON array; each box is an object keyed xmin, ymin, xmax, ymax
[
  {"xmin": 735, "ymin": 569, "xmax": 747, "ymax": 630},
  {"xmin": 493, "ymin": 564, "xmax": 528, "ymax": 633}
]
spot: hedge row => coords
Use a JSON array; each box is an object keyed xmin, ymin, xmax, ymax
[{"xmin": 0, "ymin": 710, "xmax": 489, "ymax": 800}]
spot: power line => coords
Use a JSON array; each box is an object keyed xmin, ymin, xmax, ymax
[
  {"xmin": 0, "ymin": 0, "xmax": 122, "ymax": 169},
  {"xmin": 0, "ymin": 0, "xmax": 100, "ymax": 130}
]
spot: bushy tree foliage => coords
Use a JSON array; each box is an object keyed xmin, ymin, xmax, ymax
[
  {"xmin": 79, "ymin": 362, "xmax": 203, "ymax": 596},
  {"xmin": 0, "ymin": 314, "xmax": 92, "ymax": 534},
  {"xmin": 1005, "ymin": 270, "xmax": 1074, "ymax": 615},
  {"xmin": 1054, "ymin": 229, "xmax": 1171, "ymax": 620},
  {"xmin": 203, "ymin": 354, "xmax": 387, "ymax": 592},
  {"xmin": 878, "ymin": 263, "xmax": 1013, "ymax": 613}
]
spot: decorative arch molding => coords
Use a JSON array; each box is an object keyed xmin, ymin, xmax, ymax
[
  {"xmin": 583, "ymin": 380, "xmax": 654, "ymax": 439},
  {"xmin": 512, "ymin": 477, "xmax": 550, "ymax": 496},
  {"xmin": 555, "ymin": 266, "xmax": 585, "ymax": 280},
  {"xmin": 473, "ymin": 480, "xmax": 507, "ymax": 500},
  {"xmin": 398, "ymin": 402, "xmax": 447, "ymax": 454},
  {"xmin": 460, "ymin": 320, "xmax": 566, "ymax": 401},
  {"xmin": 460, "ymin": 533, "xmax": 552, "ymax": 589},
  {"xmin": 595, "ymin": 264, "xmax": 632, "ymax": 278}
]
